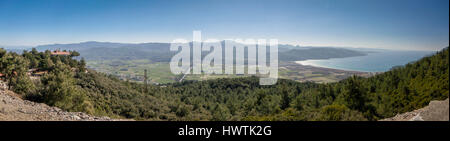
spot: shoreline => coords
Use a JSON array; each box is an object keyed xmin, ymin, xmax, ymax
[
  {"xmin": 295, "ymin": 60, "xmax": 381, "ymax": 73},
  {"xmin": 279, "ymin": 61, "xmax": 376, "ymax": 83}
]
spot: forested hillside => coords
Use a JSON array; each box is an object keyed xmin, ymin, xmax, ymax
[{"xmin": 0, "ymin": 47, "xmax": 447, "ymax": 121}]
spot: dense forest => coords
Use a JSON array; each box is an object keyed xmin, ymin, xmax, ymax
[{"xmin": 0, "ymin": 47, "xmax": 448, "ymax": 121}]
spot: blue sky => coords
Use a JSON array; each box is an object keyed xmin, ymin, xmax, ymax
[{"xmin": 0, "ymin": 0, "xmax": 448, "ymax": 50}]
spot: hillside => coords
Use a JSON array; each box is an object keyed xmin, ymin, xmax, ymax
[
  {"xmin": 0, "ymin": 81, "xmax": 118, "ymax": 121},
  {"xmin": 0, "ymin": 47, "xmax": 447, "ymax": 121}
]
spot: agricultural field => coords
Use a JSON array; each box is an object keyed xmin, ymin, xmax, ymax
[
  {"xmin": 87, "ymin": 59, "xmax": 370, "ymax": 84},
  {"xmin": 87, "ymin": 59, "xmax": 178, "ymax": 84}
]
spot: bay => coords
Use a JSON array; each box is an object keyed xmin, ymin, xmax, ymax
[{"xmin": 295, "ymin": 50, "xmax": 435, "ymax": 72}]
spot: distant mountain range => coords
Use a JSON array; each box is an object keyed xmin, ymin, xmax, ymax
[
  {"xmin": 30, "ymin": 41, "xmax": 369, "ymax": 62},
  {"xmin": 279, "ymin": 47, "xmax": 367, "ymax": 61}
]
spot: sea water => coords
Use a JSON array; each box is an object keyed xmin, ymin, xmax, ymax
[{"xmin": 296, "ymin": 50, "xmax": 435, "ymax": 72}]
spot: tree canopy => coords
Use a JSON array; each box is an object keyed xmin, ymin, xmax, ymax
[{"xmin": 0, "ymin": 47, "xmax": 447, "ymax": 121}]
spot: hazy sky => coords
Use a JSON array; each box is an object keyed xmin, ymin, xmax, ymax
[{"xmin": 0, "ymin": 0, "xmax": 448, "ymax": 50}]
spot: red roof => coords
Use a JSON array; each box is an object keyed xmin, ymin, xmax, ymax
[{"xmin": 51, "ymin": 51, "xmax": 70, "ymax": 55}]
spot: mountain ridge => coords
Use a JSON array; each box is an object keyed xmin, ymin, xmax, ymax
[{"xmin": 33, "ymin": 41, "xmax": 369, "ymax": 62}]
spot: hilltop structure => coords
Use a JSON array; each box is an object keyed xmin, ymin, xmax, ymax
[{"xmin": 50, "ymin": 49, "xmax": 70, "ymax": 56}]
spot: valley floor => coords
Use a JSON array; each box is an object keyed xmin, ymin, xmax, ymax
[
  {"xmin": 87, "ymin": 60, "xmax": 375, "ymax": 84},
  {"xmin": 278, "ymin": 61, "xmax": 378, "ymax": 83}
]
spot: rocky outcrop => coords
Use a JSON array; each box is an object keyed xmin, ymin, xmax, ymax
[{"xmin": 381, "ymin": 98, "xmax": 449, "ymax": 121}]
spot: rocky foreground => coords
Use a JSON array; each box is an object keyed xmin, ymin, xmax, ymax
[
  {"xmin": 0, "ymin": 82, "xmax": 126, "ymax": 121},
  {"xmin": 381, "ymin": 98, "xmax": 449, "ymax": 121}
]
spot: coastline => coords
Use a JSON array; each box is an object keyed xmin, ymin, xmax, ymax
[
  {"xmin": 294, "ymin": 60, "xmax": 373, "ymax": 73},
  {"xmin": 279, "ymin": 61, "xmax": 375, "ymax": 83},
  {"xmin": 294, "ymin": 50, "xmax": 434, "ymax": 73}
]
